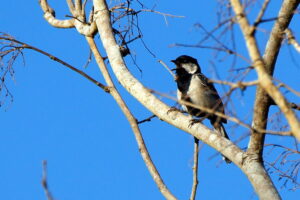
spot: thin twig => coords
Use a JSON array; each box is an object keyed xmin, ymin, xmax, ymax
[
  {"xmin": 137, "ymin": 114, "xmax": 157, "ymax": 124},
  {"xmin": 170, "ymin": 43, "xmax": 251, "ymax": 63},
  {"xmin": 230, "ymin": 0, "xmax": 300, "ymax": 141},
  {"xmin": 0, "ymin": 35, "xmax": 110, "ymax": 92},
  {"xmin": 209, "ymin": 79, "xmax": 258, "ymax": 90},
  {"xmin": 85, "ymin": 36, "xmax": 177, "ymax": 200},
  {"xmin": 150, "ymin": 89, "xmax": 292, "ymax": 136},
  {"xmin": 265, "ymin": 144, "xmax": 300, "ymax": 154},
  {"xmin": 158, "ymin": 60, "xmax": 176, "ymax": 80},
  {"xmin": 254, "ymin": 0, "xmax": 271, "ymax": 28},
  {"xmin": 265, "ymin": 161, "xmax": 300, "ymax": 187},
  {"xmin": 289, "ymin": 103, "xmax": 300, "ymax": 111},
  {"xmin": 285, "ymin": 28, "xmax": 300, "ymax": 53},
  {"xmin": 190, "ymin": 137, "xmax": 199, "ymax": 200},
  {"xmin": 274, "ymin": 78, "xmax": 300, "ymax": 97},
  {"xmin": 41, "ymin": 160, "xmax": 54, "ymax": 200},
  {"xmin": 110, "ymin": 6, "xmax": 185, "ymax": 18}
]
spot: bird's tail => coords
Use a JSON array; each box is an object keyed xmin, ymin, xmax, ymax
[{"xmin": 213, "ymin": 122, "xmax": 232, "ymax": 164}]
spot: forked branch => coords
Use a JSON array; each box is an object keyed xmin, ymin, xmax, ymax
[
  {"xmin": 230, "ymin": 0, "xmax": 300, "ymax": 140},
  {"xmin": 85, "ymin": 36, "xmax": 177, "ymax": 200}
]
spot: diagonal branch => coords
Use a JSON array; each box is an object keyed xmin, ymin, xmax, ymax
[
  {"xmin": 93, "ymin": 0, "xmax": 245, "ymax": 166},
  {"xmin": 253, "ymin": 0, "xmax": 271, "ymax": 29},
  {"xmin": 35, "ymin": 0, "xmax": 288, "ymax": 199},
  {"xmin": 85, "ymin": 36, "xmax": 177, "ymax": 200},
  {"xmin": 248, "ymin": 0, "xmax": 300, "ymax": 159},
  {"xmin": 230, "ymin": 0, "xmax": 300, "ymax": 140},
  {"xmin": 0, "ymin": 35, "xmax": 109, "ymax": 92},
  {"xmin": 92, "ymin": 1, "xmax": 285, "ymax": 198}
]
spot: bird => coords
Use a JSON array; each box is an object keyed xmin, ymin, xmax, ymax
[{"xmin": 171, "ymin": 55, "xmax": 231, "ymax": 163}]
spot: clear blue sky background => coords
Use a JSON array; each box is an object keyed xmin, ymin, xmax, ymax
[{"xmin": 1, "ymin": 1, "xmax": 299, "ymax": 200}]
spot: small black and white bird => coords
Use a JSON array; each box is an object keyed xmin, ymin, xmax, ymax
[{"xmin": 171, "ymin": 55, "xmax": 231, "ymax": 163}]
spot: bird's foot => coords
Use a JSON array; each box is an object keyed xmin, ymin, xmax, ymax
[
  {"xmin": 188, "ymin": 118, "xmax": 204, "ymax": 128},
  {"xmin": 167, "ymin": 106, "xmax": 181, "ymax": 114}
]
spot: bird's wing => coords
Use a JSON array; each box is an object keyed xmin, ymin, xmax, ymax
[{"xmin": 196, "ymin": 73, "xmax": 227, "ymax": 120}]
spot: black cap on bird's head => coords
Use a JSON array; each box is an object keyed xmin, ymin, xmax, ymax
[
  {"xmin": 171, "ymin": 55, "xmax": 198, "ymax": 65},
  {"xmin": 171, "ymin": 55, "xmax": 201, "ymax": 75}
]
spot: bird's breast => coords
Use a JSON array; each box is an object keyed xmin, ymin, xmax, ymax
[{"xmin": 187, "ymin": 75, "xmax": 219, "ymax": 109}]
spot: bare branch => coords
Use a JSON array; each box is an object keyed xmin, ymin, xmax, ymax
[
  {"xmin": 85, "ymin": 36, "xmax": 177, "ymax": 200},
  {"xmin": 39, "ymin": 0, "xmax": 97, "ymax": 36},
  {"xmin": 158, "ymin": 60, "xmax": 176, "ymax": 80},
  {"xmin": 264, "ymin": 144, "xmax": 300, "ymax": 190},
  {"xmin": 39, "ymin": 0, "xmax": 75, "ymax": 28},
  {"xmin": 265, "ymin": 144, "xmax": 300, "ymax": 154},
  {"xmin": 209, "ymin": 79, "xmax": 258, "ymax": 90},
  {"xmin": 171, "ymin": 43, "xmax": 251, "ymax": 63},
  {"xmin": 253, "ymin": 0, "xmax": 271, "ymax": 28},
  {"xmin": 285, "ymin": 28, "xmax": 300, "ymax": 53},
  {"xmin": 41, "ymin": 161, "xmax": 54, "ymax": 200},
  {"xmin": 75, "ymin": 0, "xmax": 82, "ymax": 11},
  {"xmin": 0, "ymin": 35, "xmax": 109, "ymax": 92},
  {"xmin": 110, "ymin": 6, "xmax": 185, "ymax": 18},
  {"xmin": 289, "ymin": 103, "xmax": 300, "ymax": 111},
  {"xmin": 151, "ymin": 89, "xmax": 291, "ymax": 136},
  {"xmin": 137, "ymin": 114, "xmax": 157, "ymax": 124},
  {"xmin": 66, "ymin": 0, "xmax": 76, "ymax": 16},
  {"xmin": 230, "ymin": 0, "xmax": 300, "ymax": 140},
  {"xmin": 248, "ymin": 0, "xmax": 300, "ymax": 161},
  {"xmin": 274, "ymin": 78, "xmax": 300, "ymax": 97},
  {"xmin": 190, "ymin": 138, "xmax": 199, "ymax": 200}
]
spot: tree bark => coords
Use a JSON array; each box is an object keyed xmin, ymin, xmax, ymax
[
  {"xmin": 230, "ymin": 0, "xmax": 300, "ymax": 140},
  {"xmin": 248, "ymin": 0, "xmax": 300, "ymax": 160},
  {"xmin": 92, "ymin": 0, "xmax": 282, "ymax": 199}
]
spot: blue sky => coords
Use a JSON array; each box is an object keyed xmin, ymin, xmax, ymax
[{"xmin": 1, "ymin": 0, "xmax": 300, "ymax": 199}]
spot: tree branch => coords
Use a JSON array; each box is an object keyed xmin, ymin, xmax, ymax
[
  {"xmin": 253, "ymin": 0, "xmax": 271, "ymax": 30},
  {"xmin": 39, "ymin": 0, "xmax": 75, "ymax": 28},
  {"xmin": 0, "ymin": 35, "xmax": 109, "ymax": 92},
  {"xmin": 248, "ymin": 0, "xmax": 300, "ymax": 159},
  {"xmin": 230, "ymin": 0, "xmax": 300, "ymax": 140},
  {"xmin": 91, "ymin": 0, "xmax": 250, "ymax": 180},
  {"xmin": 85, "ymin": 36, "xmax": 177, "ymax": 200},
  {"xmin": 285, "ymin": 28, "xmax": 300, "ymax": 53},
  {"xmin": 36, "ymin": 0, "xmax": 292, "ymax": 199},
  {"xmin": 189, "ymin": 138, "xmax": 199, "ymax": 200},
  {"xmin": 151, "ymin": 88, "xmax": 290, "ymax": 136},
  {"xmin": 39, "ymin": 0, "xmax": 97, "ymax": 36},
  {"xmin": 41, "ymin": 160, "xmax": 54, "ymax": 200}
]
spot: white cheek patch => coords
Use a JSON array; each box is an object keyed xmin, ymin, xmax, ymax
[{"xmin": 182, "ymin": 63, "xmax": 198, "ymax": 74}]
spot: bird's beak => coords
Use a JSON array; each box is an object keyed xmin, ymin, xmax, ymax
[
  {"xmin": 171, "ymin": 68, "xmax": 176, "ymax": 71},
  {"xmin": 171, "ymin": 60, "xmax": 176, "ymax": 63}
]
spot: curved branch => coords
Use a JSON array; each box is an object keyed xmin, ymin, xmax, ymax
[
  {"xmin": 230, "ymin": 0, "xmax": 300, "ymax": 140},
  {"xmin": 85, "ymin": 36, "xmax": 177, "ymax": 200},
  {"xmin": 248, "ymin": 0, "xmax": 300, "ymax": 157},
  {"xmin": 91, "ymin": 1, "xmax": 290, "ymax": 199},
  {"xmin": 36, "ymin": 0, "xmax": 287, "ymax": 199},
  {"xmin": 39, "ymin": 0, "xmax": 75, "ymax": 28},
  {"xmin": 39, "ymin": 0, "xmax": 97, "ymax": 36},
  {"xmin": 93, "ymin": 0, "xmax": 244, "ymax": 167}
]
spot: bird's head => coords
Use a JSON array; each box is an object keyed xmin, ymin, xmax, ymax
[{"xmin": 171, "ymin": 55, "xmax": 201, "ymax": 77}]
